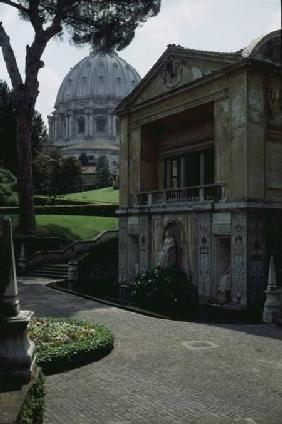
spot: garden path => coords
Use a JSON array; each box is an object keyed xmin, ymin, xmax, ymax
[{"xmin": 19, "ymin": 277, "xmax": 282, "ymax": 424}]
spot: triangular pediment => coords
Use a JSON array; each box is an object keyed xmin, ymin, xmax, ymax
[{"xmin": 117, "ymin": 46, "xmax": 240, "ymax": 112}]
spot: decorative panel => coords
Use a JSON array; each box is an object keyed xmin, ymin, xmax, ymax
[
  {"xmin": 231, "ymin": 213, "xmax": 248, "ymax": 306},
  {"xmin": 198, "ymin": 213, "xmax": 212, "ymax": 301}
]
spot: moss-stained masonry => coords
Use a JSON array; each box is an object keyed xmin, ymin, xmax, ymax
[{"xmin": 116, "ymin": 30, "xmax": 282, "ymax": 312}]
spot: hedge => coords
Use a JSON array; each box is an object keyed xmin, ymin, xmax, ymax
[
  {"xmin": 0, "ymin": 203, "xmax": 117, "ymax": 217},
  {"xmin": 34, "ymin": 195, "xmax": 90, "ymax": 206},
  {"xmin": 17, "ymin": 368, "xmax": 45, "ymax": 424},
  {"xmin": 29, "ymin": 318, "xmax": 114, "ymax": 375}
]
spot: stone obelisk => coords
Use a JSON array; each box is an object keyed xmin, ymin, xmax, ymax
[{"xmin": 0, "ymin": 217, "xmax": 34, "ymax": 388}]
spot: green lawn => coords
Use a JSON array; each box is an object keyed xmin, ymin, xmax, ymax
[
  {"xmin": 6, "ymin": 214, "xmax": 117, "ymax": 240},
  {"xmin": 58, "ymin": 188, "xmax": 119, "ymax": 204}
]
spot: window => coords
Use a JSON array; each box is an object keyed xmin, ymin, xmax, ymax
[
  {"xmin": 164, "ymin": 147, "xmax": 214, "ymax": 189},
  {"xmin": 96, "ymin": 117, "xmax": 107, "ymax": 133},
  {"xmin": 77, "ymin": 116, "xmax": 85, "ymax": 134},
  {"xmin": 164, "ymin": 157, "xmax": 181, "ymax": 189}
]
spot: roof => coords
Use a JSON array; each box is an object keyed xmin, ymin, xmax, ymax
[
  {"xmin": 62, "ymin": 141, "xmax": 120, "ymax": 152},
  {"xmin": 116, "ymin": 30, "xmax": 281, "ymax": 114},
  {"xmin": 55, "ymin": 50, "xmax": 141, "ymax": 106}
]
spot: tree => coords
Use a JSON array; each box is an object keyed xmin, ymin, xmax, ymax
[
  {"xmin": 96, "ymin": 155, "xmax": 111, "ymax": 188},
  {"xmin": 0, "ymin": 0, "xmax": 161, "ymax": 233},
  {"xmin": 33, "ymin": 152, "xmax": 82, "ymax": 197},
  {"xmin": 0, "ymin": 80, "xmax": 48, "ymax": 174},
  {"xmin": 60, "ymin": 156, "xmax": 82, "ymax": 194}
]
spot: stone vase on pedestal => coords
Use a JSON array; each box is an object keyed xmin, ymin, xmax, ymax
[
  {"xmin": 263, "ymin": 257, "xmax": 282, "ymax": 324},
  {"xmin": 0, "ymin": 217, "xmax": 34, "ymax": 389}
]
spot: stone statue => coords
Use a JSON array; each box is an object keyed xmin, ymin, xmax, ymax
[
  {"xmin": 157, "ymin": 230, "xmax": 176, "ymax": 269},
  {"xmin": 217, "ymin": 266, "xmax": 231, "ymax": 304}
]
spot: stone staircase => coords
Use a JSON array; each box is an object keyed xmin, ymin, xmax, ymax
[{"xmin": 28, "ymin": 263, "xmax": 69, "ymax": 279}]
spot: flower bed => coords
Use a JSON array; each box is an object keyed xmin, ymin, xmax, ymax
[{"xmin": 28, "ymin": 317, "xmax": 113, "ymax": 374}]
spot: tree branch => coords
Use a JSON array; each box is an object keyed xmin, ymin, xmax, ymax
[
  {"xmin": 0, "ymin": 21, "xmax": 22, "ymax": 88},
  {"xmin": 0, "ymin": 0, "xmax": 28, "ymax": 14},
  {"xmin": 29, "ymin": 0, "xmax": 43, "ymax": 32}
]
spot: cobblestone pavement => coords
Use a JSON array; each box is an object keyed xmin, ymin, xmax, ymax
[{"xmin": 18, "ymin": 277, "xmax": 282, "ymax": 424}]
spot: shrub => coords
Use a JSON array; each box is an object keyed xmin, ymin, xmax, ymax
[
  {"xmin": 17, "ymin": 368, "xmax": 45, "ymax": 424},
  {"xmin": 0, "ymin": 166, "xmax": 18, "ymax": 206},
  {"xmin": 28, "ymin": 317, "xmax": 114, "ymax": 374},
  {"xmin": 131, "ymin": 267, "xmax": 197, "ymax": 317}
]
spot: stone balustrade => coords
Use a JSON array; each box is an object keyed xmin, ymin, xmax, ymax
[{"xmin": 135, "ymin": 184, "xmax": 225, "ymax": 207}]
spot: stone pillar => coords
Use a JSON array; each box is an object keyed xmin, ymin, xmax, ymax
[
  {"xmin": 180, "ymin": 157, "xmax": 186, "ymax": 188},
  {"xmin": 18, "ymin": 244, "xmax": 27, "ymax": 276},
  {"xmin": 0, "ymin": 217, "xmax": 34, "ymax": 387},
  {"xmin": 67, "ymin": 258, "xmax": 78, "ymax": 289},
  {"xmin": 88, "ymin": 114, "xmax": 93, "ymax": 137}
]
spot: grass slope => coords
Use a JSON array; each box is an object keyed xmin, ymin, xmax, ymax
[
  {"xmin": 6, "ymin": 214, "xmax": 117, "ymax": 240},
  {"xmin": 59, "ymin": 187, "xmax": 119, "ymax": 204}
]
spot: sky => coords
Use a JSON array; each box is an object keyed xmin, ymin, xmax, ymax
[{"xmin": 0, "ymin": 0, "xmax": 281, "ymax": 125}]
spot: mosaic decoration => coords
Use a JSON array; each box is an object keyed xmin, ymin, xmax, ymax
[
  {"xmin": 198, "ymin": 214, "xmax": 212, "ymax": 300},
  {"xmin": 231, "ymin": 213, "xmax": 248, "ymax": 306},
  {"xmin": 248, "ymin": 213, "xmax": 266, "ymax": 306}
]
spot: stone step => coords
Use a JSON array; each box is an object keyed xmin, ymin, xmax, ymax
[{"xmin": 28, "ymin": 271, "xmax": 67, "ymax": 280}]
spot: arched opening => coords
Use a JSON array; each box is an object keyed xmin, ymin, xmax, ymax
[{"xmin": 158, "ymin": 221, "xmax": 184, "ymax": 271}]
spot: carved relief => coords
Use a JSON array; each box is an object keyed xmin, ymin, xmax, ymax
[
  {"xmin": 231, "ymin": 213, "xmax": 248, "ymax": 306},
  {"xmin": 267, "ymin": 77, "xmax": 282, "ymax": 128},
  {"xmin": 248, "ymin": 213, "xmax": 266, "ymax": 307},
  {"xmin": 198, "ymin": 214, "xmax": 212, "ymax": 300},
  {"xmin": 162, "ymin": 56, "xmax": 183, "ymax": 88}
]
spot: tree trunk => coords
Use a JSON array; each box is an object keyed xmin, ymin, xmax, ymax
[{"xmin": 17, "ymin": 105, "xmax": 36, "ymax": 234}]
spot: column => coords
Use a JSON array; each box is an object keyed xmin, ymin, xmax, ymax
[
  {"xmin": 108, "ymin": 114, "xmax": 112, "ymax": 137},
  {"xmin": 200, "ymin": 153, "xmax": 205, "ymax": 200},
  {"xmin": 180, "ymin": 156, "xmax": 186, "ymax": 187},
  {"xmin": 88, "ymin": 114, "xmax": 93, "ymax": 137}
]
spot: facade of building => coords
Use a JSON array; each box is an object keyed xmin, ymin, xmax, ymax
[
  {"xmin": 117, "ymin": 30, "xmax": 282, "ymax": 312},
  {"xmin": 48, "ymin": 46, "xmax": 141, "ymax": 174}
]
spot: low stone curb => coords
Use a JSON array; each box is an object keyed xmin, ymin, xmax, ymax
[{"xmin": 48, "ymin": 282, "xmax": 172, "ymax": 321}]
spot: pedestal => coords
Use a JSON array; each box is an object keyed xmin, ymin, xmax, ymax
[{"xmin": 0, "ymin": 311, "xmax": 35, "ymax": 389}]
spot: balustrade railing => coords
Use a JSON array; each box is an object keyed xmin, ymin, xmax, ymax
[{"xmin": 135, "ymin": 184, "xmax": 224, "ymax": 207}]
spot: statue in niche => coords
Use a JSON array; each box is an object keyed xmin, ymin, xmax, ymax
[
  {"xmin": 157, "ymin": 230, "xmax": 177, "ymax": 269},
  {"xmin": 217, "ymin": 265, "xmax": 231, "ymax": 305}
]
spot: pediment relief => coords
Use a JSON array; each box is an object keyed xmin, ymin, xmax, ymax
[{"xmin": 132, "ymin": 54, "xmax": 229, "ymax": 106}]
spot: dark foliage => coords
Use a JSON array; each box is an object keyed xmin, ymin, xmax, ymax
[
  {"xmin": 131, "ymin": 267, "xmax": 198, "ymax": 317},
  {"xmin": 33, "ymin": 152, "xmax": 82, "ymax": 196},
  {"xmin": 17, "ymin": 368, "xmax": 45, "ymax": 424},
  {"xmin": 96, "ymin": 155, "xmax": 111, "ymax": 188},
  {"xmin": 77, "ymin": 236, "xmax": 118, "ymax": 298},
  {"xmin": 0, "ymin": 81, "xmax": 47, "ymax": 174},
  {"xmin": 0, "ymin": 166, "xmax": 18, "ymax": 206}
]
